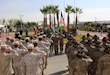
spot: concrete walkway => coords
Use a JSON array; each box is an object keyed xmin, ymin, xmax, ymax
[{"xmin": 44, "ymin": 53, "xmax": 68, "ymax": 75}]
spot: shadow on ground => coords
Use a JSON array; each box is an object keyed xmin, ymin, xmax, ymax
[
  {"xmin": 49, "ymin": 53, "xmax": 65, "ymax": 57},
  {"xmin": 50, "ymin": 69, "xmax": 68, "ymax": 75}
]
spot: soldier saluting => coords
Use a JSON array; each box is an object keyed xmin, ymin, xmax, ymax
[
  {"xmin": 70, "ymin": 50, "xmax": 92, "ymax": 75},
  {"xmin": 96, "ymin": 45, "xmax": 110, "ymax": 75}
]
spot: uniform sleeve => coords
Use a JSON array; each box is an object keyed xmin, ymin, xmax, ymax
[
  {"xmin": 35, "ymin": 51, "xmax": 46, "ymax": 58},
  {"xmin": 21, "ymin": 49, "xmax": 28, "ymax": 55},
  {"xmin": 21, "ymin": 57, "xmax": 26, "ymax": 75},
  {"xmin": 8, "ymin": 49, "xmax": 18, "ymax": 58},
  {"xmin": 95, "ymin": 58, "xmax": 103, "ymax": 75}
]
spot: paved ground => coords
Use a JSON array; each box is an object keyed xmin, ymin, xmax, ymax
[{"xmin": 44, "ymin": 53, "xmax": 69, "ymax": 75}]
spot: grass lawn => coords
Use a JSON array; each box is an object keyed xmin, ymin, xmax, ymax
[{"xmin": 64, "ymin": 33, "xmax": 84, "ymax": 44}]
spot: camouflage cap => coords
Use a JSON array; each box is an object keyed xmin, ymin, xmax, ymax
[
  {"xmin": 104, "ymin": 45, "xmax": 110, "ymax": 53},
  {"xmin": 13, "ymin": 41, "xmax": 20, "ymax": 45},
  {"xmin": 27, "ymin": 44, "xmax": 34, "ymax": 50}
]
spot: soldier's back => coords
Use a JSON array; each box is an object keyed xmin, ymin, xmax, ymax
[
  {"xmin": 96, "ymin": 54, "xmax": 110, "ymax": 75},
  {"xmin": 70, "ymin": 57, "xmax": 89, "ymax": 75}
]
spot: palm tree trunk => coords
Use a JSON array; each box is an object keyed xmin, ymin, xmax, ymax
[
  {"xmin": 44, "ymin": 15, "xmax": 46, "ymax": 29},
  {"xmin": 56, "ymin": 11, "xmax": 59, "ymax": 27},
  {"xmin": 54, "ymin": 14, "xmax": 56, "ymax": 27},
  {"xmin": 45, "ymin": 14, "xmax": 47, "ymax": 28},
  {"xmin": 75, "ymin": 14, "xmax": 78, "ymax": 30},
  {"xmin": 49, "ymin": 14, "xmax": 51, "ymax": 28},
  {"xmin": 67, "ymin": 13, "xmax": 70, "ymax": 32}
]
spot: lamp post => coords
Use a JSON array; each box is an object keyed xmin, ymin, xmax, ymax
[
  {"xmin": 94, "ymin": 17, "xmax": 97, "ymax": 25},
  {"xmin": 18, "ymin": 14, "xmax": 24, "ymax": 30}
]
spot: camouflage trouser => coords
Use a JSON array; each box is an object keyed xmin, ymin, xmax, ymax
[
  {"xmin": 60, "ymin": 44, "xmax": 63, "ymax": 53},
  {"xmin": 54, "ymin": 44, "xmax": 58, "ymax": 55},
  {"xmin": 50, "ymin": 43, "xmax": 54, "ymax": 53}
]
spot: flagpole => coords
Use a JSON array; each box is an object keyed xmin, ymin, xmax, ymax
[
  {"xmin": 52, "ymin": 0, "xmax": 53, "ymax": 5},
  {"xmin": 74, "ymin": 0, "xmax": 76, "ymax": 28},
  {"xmin": 64, "ymin": 0, "xmax": 65, "ymax": 22}
]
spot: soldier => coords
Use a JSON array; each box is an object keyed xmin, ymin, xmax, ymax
[
  {"xmin": 67, "ymin": 41, "xmax": 79, "ymax": 74},
  {"xmin": 65, "ymin": 36, "xmax": 75, "ymax": 53},
  {"xmin": 0, "ymin": 45, "xmax": 18, "ymax": 75},
  {"xmin": 50, "ymin": 34, "xmax": 54, "ymax": 53},
  {"xmin": 12, "ymin": 41, "xmax": 28, "ymax": 75},
  {"xmin": 22, "ymin": 44, "xmax": 46, "ymax": 75},
  {"xmin": 80, "ymin": 35, "xmax": 86, "ymax": 45},
  {"xmin": 83, "ymin": 38, "xmax": 94, "ymax": 55},
  {"xmin": 100, "ymin": 37, "xmax": 108, "ymax": 51},
  {"xmin": 107, "ymin": 33, "xmax": 110, "ymax": 43},
  {"xmin": 53, "ymin": 33, "xmax": 59, "ymax": 55},
  {"xmin": 86, "ymin": 33, "xmax": 92, "ymax": 40},
  {"xmin": 96, "ymin": 46, "xmax": 110, "ymax": 75},
  {"xmin": 37, "ymin": 36, "xmax": 50, "ymax": 70},
  {"xmin": 92, "ymin": 35, "xmax": 100, "ymax": 46},
  {"xmin": 59, "ymin": 31, "xmax": 65, "ymax": 53},
  {"xmin": 22, "ymin": 37, "xmax": 31, "ymax": 48},
  {"xmin": 70, "ymin": 50, "xmax": 92, "ymax": 75},
  {"xmin": 5, "ymin": 37, "xmax": 15, "ymax": 49},
  {"xmin": 89, "ymin": 41, "xmax": 104, "ymax": 75}
]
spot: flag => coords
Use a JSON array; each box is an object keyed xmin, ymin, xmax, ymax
[
  {"xmin": 35, "ymin": 26, "xmax": 39, "ymax": 33},
  {"xmin": 60, "ymin": 12, "xmax": 67, "ymax": 31},
  {"xmin": 51, "ymin": 16, "xmax": 55, "ymax": 34}
]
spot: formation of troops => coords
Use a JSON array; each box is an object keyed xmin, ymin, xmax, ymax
[
  {"xmin": 0, "ymin": 30, "xmax": 110, "ymax": 75},
  {"xmin": 0, "ymin": 31, "xmax": 65, "ymax": 75},
  {"xmin": 65, "ymin": 33, "xmax": 110, "ymax": 75}
]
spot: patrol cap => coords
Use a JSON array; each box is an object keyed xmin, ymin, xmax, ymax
[
  {"xmin": 0, "ymin": 45, "xmax": 8, "ymax": 50},
  {"xmin": 25, "ymin": 37, "xmax": 30, "ymax": 40},
  {"xmin": 13, "ymin": 41, "xmax": 20, "ymax": 45},
  {"xmin": 87, "ymin": 33, "xmax": 90, "ymax": 37},
  {"xmin": 27, "ymin": 44, "xmax": 34, "ymax": 50},
  {"xmin": 93, "ymin": 35, "xmax": 99, "ymax": 40},
  {"xmin": 42, "ymin": 34, "xmax": 46, "ymax": 37},
  {"xmin": 104, "ymin": 45, "xmax": 110, "ymax": 53},
  {"xmin": 38, "ymin": 36, "xmax": 42, "ymax": 38},
  {"xmin": 102, "ymin": 37, "xmax": 107, "ymax": 42}
]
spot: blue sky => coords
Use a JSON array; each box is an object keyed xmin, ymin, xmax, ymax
[{"xmin": 0, "ymin": 0, "xmax": 110, "ymax": 23}]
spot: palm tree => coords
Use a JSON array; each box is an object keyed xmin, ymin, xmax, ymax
[
  {"xmin": 40, "ymin": 6, "xmax": 48, "ymax": 29},
  {"xmin": 65, "ymin": 5, "xmax": 73, "ymax": 32},
  {"xmin": 46, "ymin": 5, "xmax": 53, "ymax": 28},
  {"xmin": 51, "ymin": 5, "xmax": 59, "ymax": 27},
  {"xmin": 73, "ymin": 7, "xmax": 83, "ymax": 30}
]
